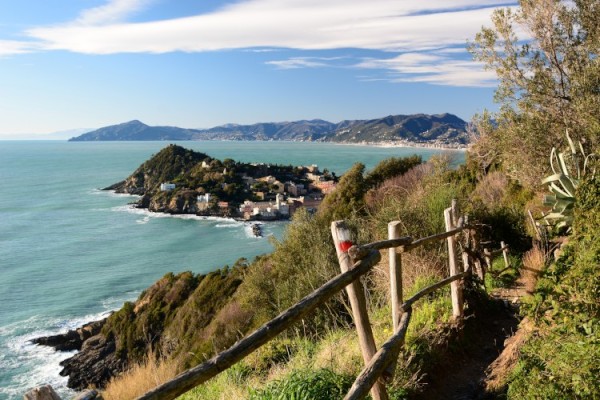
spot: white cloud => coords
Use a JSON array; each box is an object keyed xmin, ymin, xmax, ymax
[
  {"xmin": 76, "ymin": 0, "xmax": 152, "ymax": 25},
  {"xmin": 24, "ymin": 1, "xmax": 514, "ymax": 54},
  {"xmin": 267, "ymin": 56, "xmax": 346, "ymax": 69},
  {"xmin": 267, "ymin": 58, "xmax": 328, "ymax": 69},
  {"xmin": 356, "ymin": 52, "xmax": 498, "ymax": 87},
  {"xmin": 3, "ymin": 0, "xmax": 518, "ymax": 85},
  {"xmin": 0, "ymin": 40, "xmax": 38, "ymax": 56}
]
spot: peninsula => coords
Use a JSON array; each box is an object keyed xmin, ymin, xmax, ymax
[{"xmin": 105, "ymin": 144, "xmax": 335, "ymax": 219}]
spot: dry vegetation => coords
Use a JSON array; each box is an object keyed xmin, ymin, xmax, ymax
[
  {"xmin": 102, "ymin": 350, "xmax": 180, "ymax": 400},
  {"xmin": 521, "ymin": 246, "xmax": 545, "ymax": 293}
]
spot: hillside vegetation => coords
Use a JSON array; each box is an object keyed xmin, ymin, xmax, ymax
[
  {"xmin": 90, "ymin": 1, "xmax": 600, "ymax": 398},
  {"xmin": 96, "ymin": 149, "xmax": 540, "ymax": 399}
]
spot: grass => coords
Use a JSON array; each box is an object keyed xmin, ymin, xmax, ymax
[
  {"xmin": 485, "ymin": 254, "xmax": 522, "ymax": 290},
  {"xmin": 102, "ymin": 349, "xmax": 180, "ymax": 400}
]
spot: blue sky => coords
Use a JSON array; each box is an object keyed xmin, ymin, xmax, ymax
[{"xmin": 0, "ymin": 0, "xmax": 517, "ymax": 138}]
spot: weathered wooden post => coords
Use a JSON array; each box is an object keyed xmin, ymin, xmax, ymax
[
  {"xmin": 331, "ymin": 221, "xmax": 389, "ymax": 400},
  {"xmin": 388, "ymin": 221, "xmax": 403, "ymax": 329},
  {"xmin": 483, "ymin": 248, "xmax": 492, "ymax": 272},
  {"xmin": 501, "ymin": 241, "xmax": 510, "ymax": 269},
  {"xmin": 444, "ymin": 207, "xmax": 464, "ymax": 318}
]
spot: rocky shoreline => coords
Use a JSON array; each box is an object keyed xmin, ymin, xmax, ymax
[{"xmin": 32, "ymin": 318, "xmax": 127, "ymax": 391}]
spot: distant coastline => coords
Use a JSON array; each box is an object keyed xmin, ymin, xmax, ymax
[{"xmin": 69, "ymin": 113, "xmax": 471, "ymax": 147}]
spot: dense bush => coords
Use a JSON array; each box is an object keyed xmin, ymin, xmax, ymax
[{"xmin": 507, "ymin": 175, "xmax": 600, "ymax": 399}]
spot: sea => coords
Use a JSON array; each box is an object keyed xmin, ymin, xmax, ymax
[{"xmin": 0, "ymin": 140, "xmax": 463, "ymax": 399}]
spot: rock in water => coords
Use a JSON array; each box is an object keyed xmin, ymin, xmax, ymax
[
  {"xmin": 23, "ymin": 385, "xmax": 62, "ymax": 400},
  {"xmin": 32, "ymin": 320, "xmax": 106, "ymax": 352}
]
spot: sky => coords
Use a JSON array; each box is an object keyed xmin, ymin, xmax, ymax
[{"xmin": 0, "ymin": 0, "xmax": 518, "ymax": 138}]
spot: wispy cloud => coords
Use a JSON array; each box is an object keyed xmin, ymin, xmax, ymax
[
  {"xmin": 23, "ymin": 1, "xmax": 514, "ymax": 53},
  {"xmin": 0, "ymin": 40, "xmax": 38, "ymax": 56},
  {"xmin": 76, "ymin": 0, "xmax": 153, "ymax": 25},
  {"xmin": 266, "ymin": 56, "xmax": 346, "ymax": 69},
  {"xmin": 1, "ymin": 0, "xmax": 517, "ymax": 85},
  {"xmin": 356, "ymin": 52, "xmax": 497, "ymax": 87}
]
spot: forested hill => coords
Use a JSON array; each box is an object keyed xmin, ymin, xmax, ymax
[{"xmin": 68, "ymin": 113, "xmax": 469, "ymax": 146}]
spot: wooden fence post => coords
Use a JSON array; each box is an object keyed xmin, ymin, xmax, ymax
[
  {"xmin": 331, "ymin": 221, "xmax": 389, "ymax": 400},
  {"xmin": 444, "ymin": 208, "xmax": 464, "ymax": 318},
  {"xmin": 501, "ymin": 241, "xmax": 510, "ymax": 268},
  {"xmin": 483, "ymin": 248, "xmax": 492, "ymax": 272},
  {"xmin": 388, "ymin": 221, "xmax": 403, "ymax": 329}
]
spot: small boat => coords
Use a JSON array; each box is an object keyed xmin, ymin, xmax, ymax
[{"xmin": 251, "ymin": 223, "xmax": 262, "ymax": 237}]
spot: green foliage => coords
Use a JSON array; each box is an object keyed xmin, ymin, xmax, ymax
[
  {"xmin": 137, "ymin": 145, "xmax": 210, "ymax": 191},
  {"xmin": 318, "ymin": 162, "xmax": 367, "ymax": 223},
  {"xmin": 364, "ymin": 155, "xmax": 422, "ymax": 189},
  {"xmin": 469, "ymin": 0, "xmax": 600, "ymax": 188},
  {"xmin": 507, "ymin": 175, "xmax": 600, "ymax": 399},
  {"xmin": 469, "ymin": 174, "xmax": 533, "ymax": 253},
  {"xmin": 249, "ymin": 368, "xmax": 354, "ymax": 400},
  {"xmin": 485, "ymin": 255, "xmax": 521, "ymax": 289},
  {"xmin": 106, "ymin": 154, "xmax": 500, "ymax": 397},
  {"xmin": 100, "ymin": 267, "xmax": 247, "ymax": 366}
]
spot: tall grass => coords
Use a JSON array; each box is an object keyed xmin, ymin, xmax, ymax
[
  {"xmin": 101, "ymin": 349, "xmax": 180, "ymax": 400},
  {"xmin": 521, "ymin": 246, "xmax": 545, "ymax": 293}
]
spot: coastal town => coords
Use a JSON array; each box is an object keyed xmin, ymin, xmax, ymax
[{"xmin": 160, "ymin": 163, "xmax": 336, "ymax": 221}]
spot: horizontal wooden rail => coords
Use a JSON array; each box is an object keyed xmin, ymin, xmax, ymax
[
  {"xmin": 349, "ymin": 225, "xmax": 469, "ymax": 260},
  {"xmin": 346, "ymin": 271, "xmax": 469, "ymax": 399},
  {"xmin": 137, "ymin": 249, "xmax": 382, "ymax": 400},
  {"xmin": 486, "ymin": 245, "xmax": 509, "ymax": 257},
  {"xmin": 403, "ymin": 225, "xmax": 467, "ymax": 253},
  {"xmin": 401, "ymin": 271, "xmax": 469, "ymax": 312}
]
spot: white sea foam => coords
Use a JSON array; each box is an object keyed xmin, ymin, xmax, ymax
[
  {"xmin": 0, "ymin": 299, "xmax": 132, "ymax": 400},
  {"xmin": 111, "ymin": 204, "xmax": 244, "ymax": 226},
  {"xmin": 215, "ymin": 222, "xmax": 244, "ymax": 228},
  {"xmin": 89, "ymin": 188, "xmax": 141, "ymax": 199}
]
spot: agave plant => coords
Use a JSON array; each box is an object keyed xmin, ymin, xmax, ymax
[{"xmin": 542, "ymin": 131, "xmax": 596, "ymax": 232}]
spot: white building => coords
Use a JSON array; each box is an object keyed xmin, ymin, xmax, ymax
[
  {"xmin": 275, "ymin": 193, "xmax": 289, "ymax": 216},
  {"xmin": 197, "ymin": 193, "xmax": 211, "ymax": 203},
  {"xmin": 160, "ymin": 183, "xmax": 176, "ymax": 191}
]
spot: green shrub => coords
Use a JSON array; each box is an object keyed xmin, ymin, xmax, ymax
[
  {"xmin": 485, "ymin": 255, "xmax": 521, "ymax": 289},
  {"xmin": 507, "ymin": 175, "xmax": 600, "ymax": 399},
  {"xmin": 249, "ymin": 368, "xmax": 354, "ymax": 400}
]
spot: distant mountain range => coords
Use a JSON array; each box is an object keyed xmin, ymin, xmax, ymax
[{"xmin": 69, "ymin": 113, "xmax": 469, "ymax": 146}]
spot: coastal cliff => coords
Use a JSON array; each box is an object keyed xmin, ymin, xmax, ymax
[{"xmin": 35, "ymin": 267, "xmax": 248, "ymax": 390}]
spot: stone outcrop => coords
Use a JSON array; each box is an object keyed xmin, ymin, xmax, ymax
[
  {"xmin": 23, "ymin": 385, "xmax": 61, "ymax": 400},
  {"xmin": 32, "ymin": 320, "xmax": 106, "ymax": 352},
  {"xmin": 58, "ymin": 335, "xmax": 125, "ymax": 390}
]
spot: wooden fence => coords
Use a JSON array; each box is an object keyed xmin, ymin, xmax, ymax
[{"xmin": 137, "ymin": 200, "xmax": 508, "ymax": 400}]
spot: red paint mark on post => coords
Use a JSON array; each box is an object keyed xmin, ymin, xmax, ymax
[{"xmin": 339, "ymin": 240, "xmax": 353, "ymax": 253}]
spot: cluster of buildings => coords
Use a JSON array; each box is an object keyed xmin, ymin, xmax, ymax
[{"xmin": 159, "ymin": 164, "xmax": 337, "ymax": 220}]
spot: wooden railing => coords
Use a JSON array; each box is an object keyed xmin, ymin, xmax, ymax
[{"xmin": 137, "ymin": 200, "xmax": 508, "ymax": 400}]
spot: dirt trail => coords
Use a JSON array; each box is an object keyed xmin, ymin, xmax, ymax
[{"xmin": 413, "ymin": 277, "xmax": 532, "ymax": 400}]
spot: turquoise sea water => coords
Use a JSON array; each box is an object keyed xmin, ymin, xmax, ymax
[{"xmin": 0, "ymin": 141, "xmax": 463, "ymax": 399}]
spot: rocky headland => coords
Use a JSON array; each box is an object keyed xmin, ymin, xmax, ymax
[{"xmin": 104, "ymin": 144, "xmax": 333, "ymax": 218}]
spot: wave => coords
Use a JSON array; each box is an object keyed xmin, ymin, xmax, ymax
[
  {"xmin": 111, "ymin": 204, "xmax": 243, "ymax": 225},
  {"xmin": 89, "ymin": 188, "xmax": 141, "ymax": 199},
  {"xmin": 215, "ymin": 222, "xmax": 244, "ymax": 228},
  {"xmin": 0, "ymin": 294, "xmax": 135, "ymax": 400}
]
